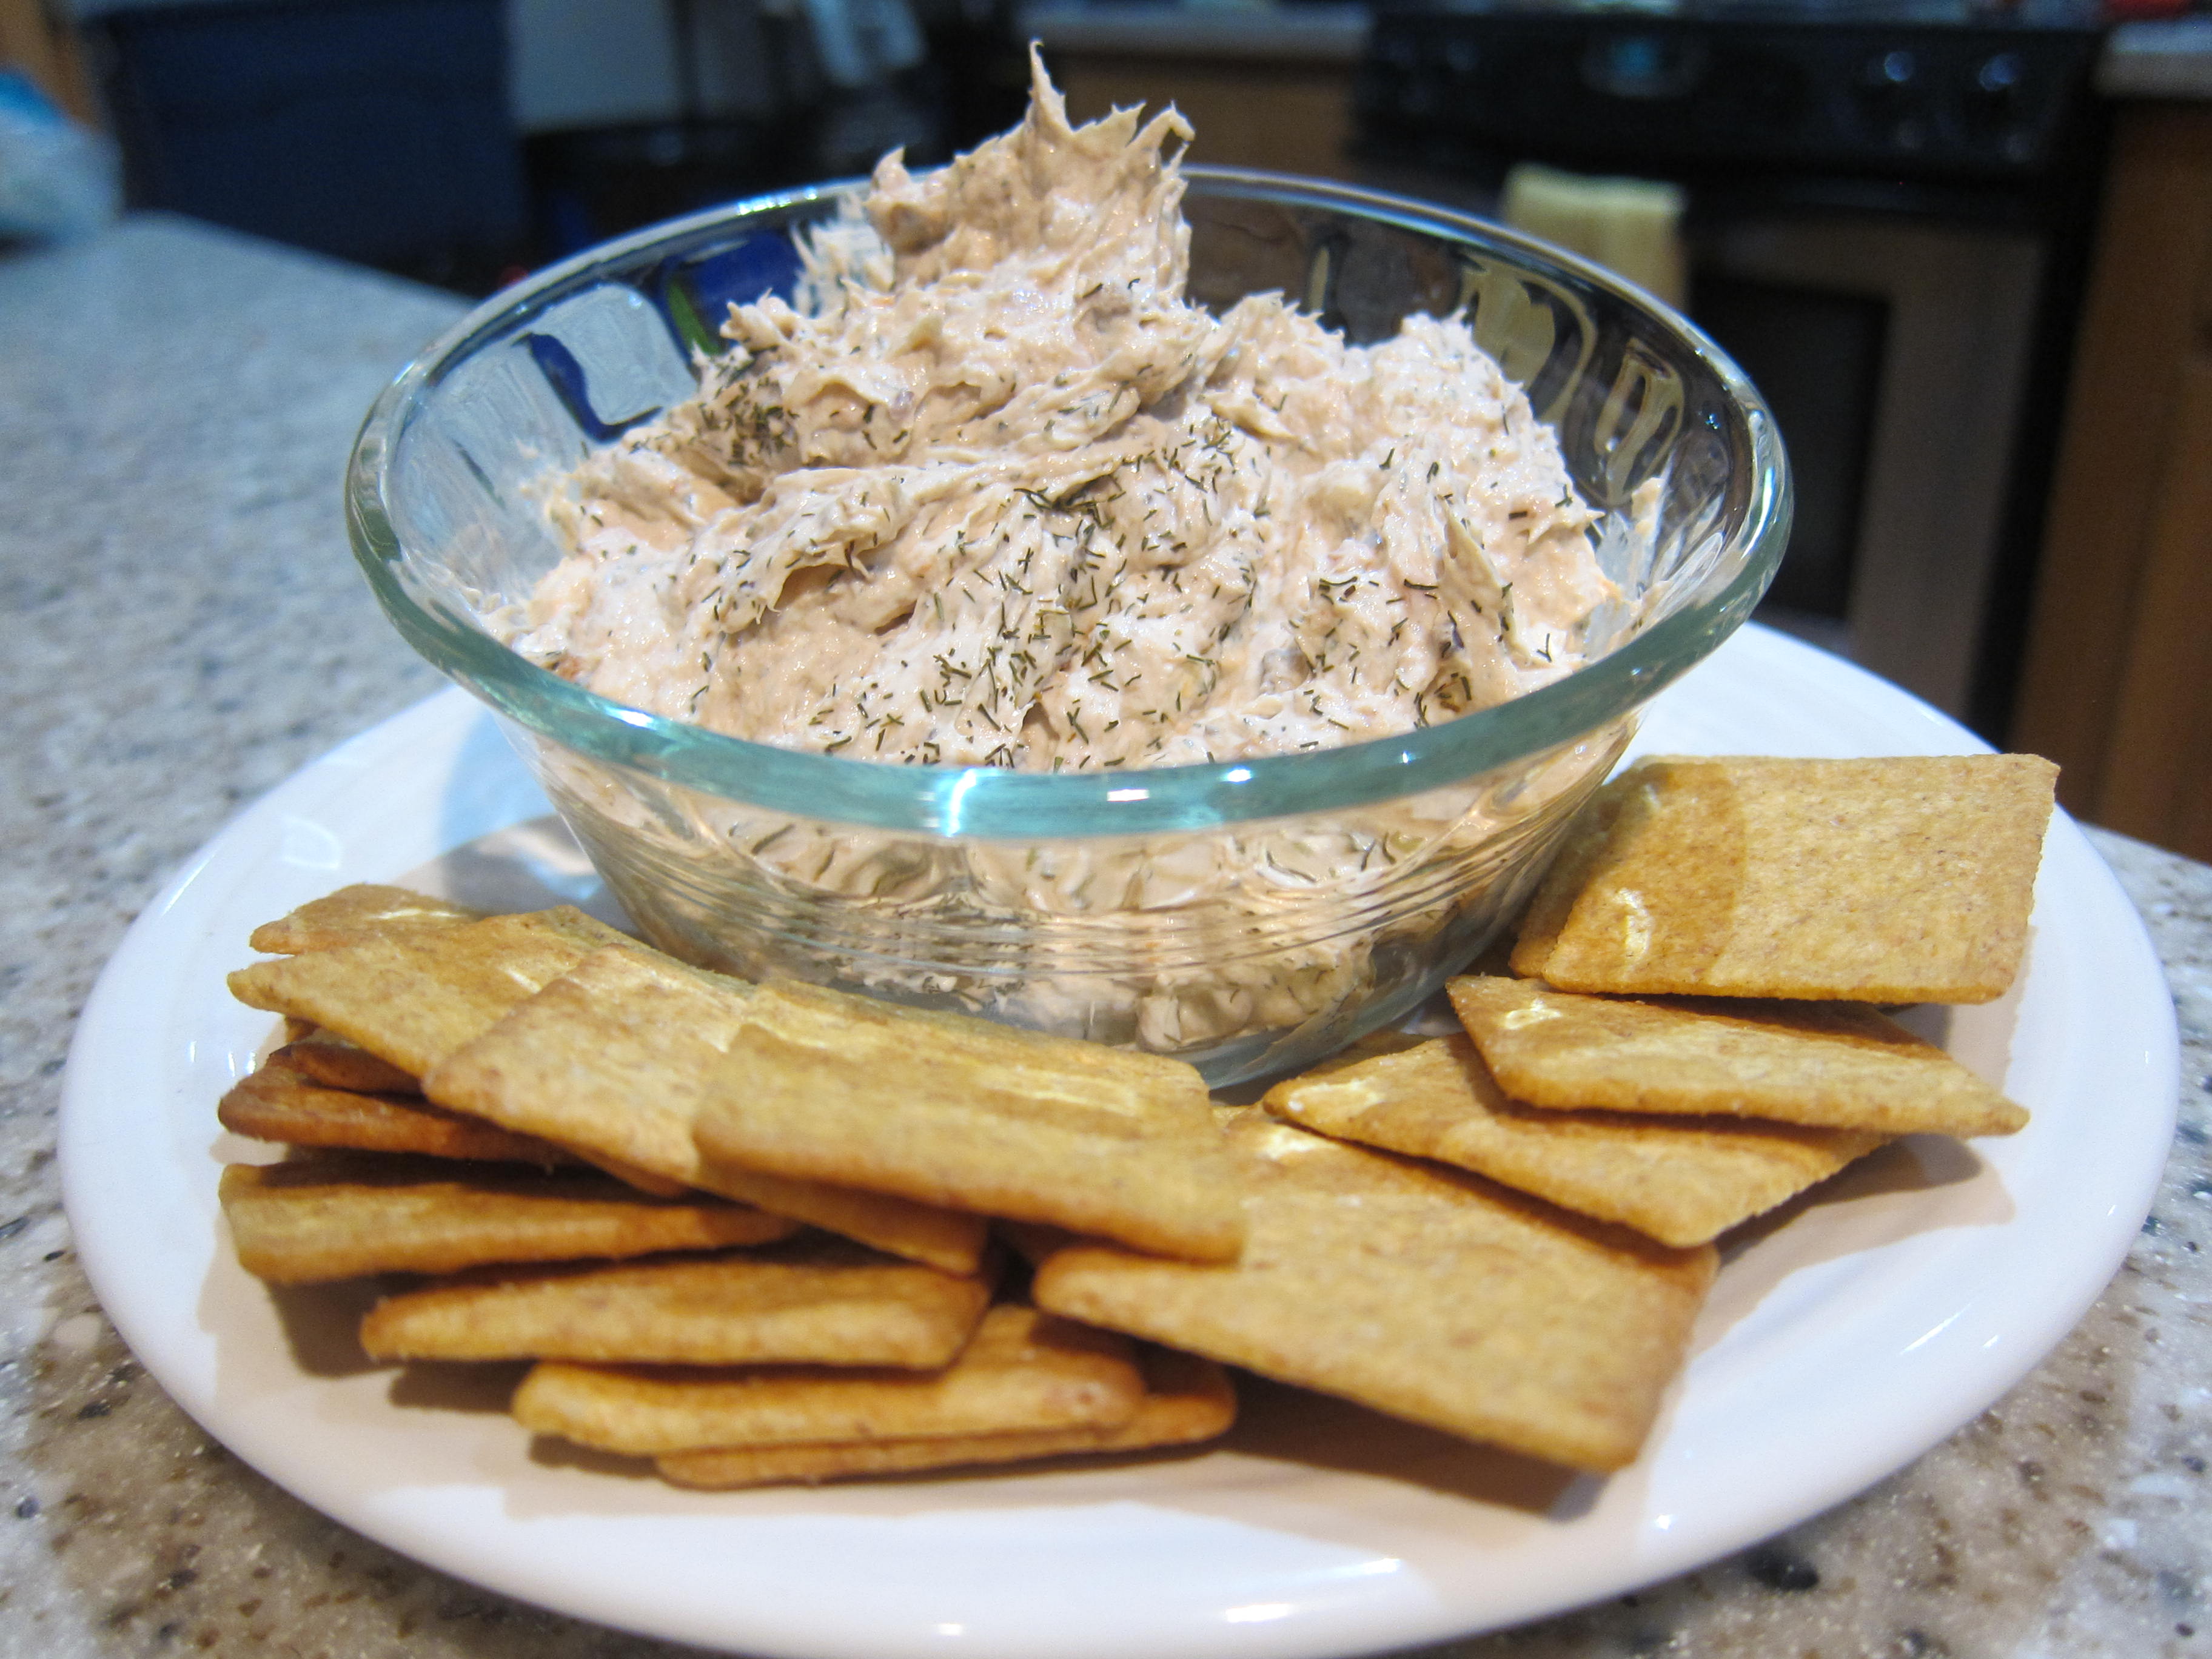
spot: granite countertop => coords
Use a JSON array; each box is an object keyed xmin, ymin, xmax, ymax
[{"xmin": 2, "ymin": 215, "xmax": 2208, "ymax": 1658}]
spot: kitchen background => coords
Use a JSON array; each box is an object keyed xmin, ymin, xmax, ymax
[{"xmin": 3, "ymin": 0, "xmax": 2208, "ymax": 863}]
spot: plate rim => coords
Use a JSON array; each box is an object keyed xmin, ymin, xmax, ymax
[{"xmin": 57, "ymin": 624, "xmax": 2181, "ymax": 1659}]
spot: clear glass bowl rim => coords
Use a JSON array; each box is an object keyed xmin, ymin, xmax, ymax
[{"xmin": 345, "ymin": 166, "xmax": 1791, "ymax": 840}]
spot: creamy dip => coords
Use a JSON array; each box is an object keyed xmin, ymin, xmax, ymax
[{"xmin": 510, "ymin": 56, "xmax": 1615, "ymax": 769}]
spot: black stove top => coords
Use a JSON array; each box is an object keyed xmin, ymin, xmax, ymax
[
  {"xmin": 1412, "ymin": 0, "xmax": 2103, "ymax": 27},
  {"xmin": 1360, "ymin": 0, "xmax": 2109, "ymax": 190}
]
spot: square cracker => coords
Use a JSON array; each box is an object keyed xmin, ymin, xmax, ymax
[
  {"xmin": 358, "ymin": 1237, "xmax": 993, "ymax": 1368},
  {"xmin": 248, "ymin": 884, "xmax": 484, "ymax": 955},
  {"xmin": 424, "ymin": 944, "xmax": 987, "ymax": 1275},
  {"xmin": 218, "ymin": 1158, "xmax": 796, "ymax": 1285},
  {"xmin": 511, "ymin": 1305, "xmax": 1144, "ymax": 1457},
  {"xmin": 1509, "ymin": 776, "xmax": 1635, "ymax": 977},
  {"xmin": 269, "ymin": 1033, "xmax": 420, "ymax": 1096},
  {"xmin": 1449, "ymin": 976, "xmax": 2028, "ymax": 1137},
  {"xmin": 655, "ymin": 1347, "xmax": 1235, "ymax": 1489},
  {"xmin": 689, "ymin": 981, "xmax": 1244, "ymax": 1262},
  {"xmin": 227, "ymin": 907, "xmax": 632, "ymax": 1078},
  {"xmin": 1510, "ymin": 755, "xmax": 2057, "ymax": 1002},
  {"xmin": 219, "ymin": 1065, "xmax": 578, "ymax": 1165},
  {"xmin": 1030, "ymin": 1108, "xmax": 1715, "ymax": 1473},
  {"xmin": 1263, "ymin": 1034, "xmax": 1884, "ymax": 1247}
]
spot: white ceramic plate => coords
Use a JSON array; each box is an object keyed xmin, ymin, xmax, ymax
[{"xmin": 59, "ymin": 625, "xmax": 2179, "ymax": 1659}]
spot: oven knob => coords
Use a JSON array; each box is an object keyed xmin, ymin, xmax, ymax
[
  {"xmin": 1584, "ymin": 32, "xmax": 1708, "ymax": 99},
  {"xmin": 1377, "ymin": 32, "xmax": 1420, "ymax": 74},
  {"xmin": 1858, "ymin": 49, "xmax": 1917, "ymax": 101},
  {"xmin": 1964, "ymin": 52, "xmax": 2028, "ymax": 125},
  {"xmin": 1977, "ymin": 52, "xmax": 2024, "ymax": 96},
  {"xmin": 1854, "ymin": 49, "xmax": 1926, "ymax": 147}
]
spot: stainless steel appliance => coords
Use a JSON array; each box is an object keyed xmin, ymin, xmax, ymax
[{"xmin": 1354, "ymin": 0, "xmax": 2109, "ymax": 736}]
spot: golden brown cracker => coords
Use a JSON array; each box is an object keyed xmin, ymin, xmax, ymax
[
  {"xmin": 269, "ymin": 1032, "xmax": 420, "ymax": 1095},
  {"xmin": 655, "ymin": 1347, "xmax": 1235, "ymax": 1489},
  {"xmin": 1515, "ymin": 755, "xmax": 2056, "ymax": 1002},
  {"xmin": 1101, "ymin": 1346, "xmax": 1239, "ymax": 1448},
  {"xmin": 218, "ymin": 1065, "xmax": 577, "ymax": 1165},
  {"xmin": 995, "ymin": 1219, "xmax": 1078, "ymax": 1267},
  {"xmin": 566, "ymin": 1151, "xmax": 693, "ymax": 1199},
  {"xmin": 1264, "ymin": 1034, "xmax": 1884, "ymax": 1247},
  {"xmin": 1291, "ymin": 1026, "xmax": 1433, "ymax": 1078},
  {"xmin": 739, "ymin": 980, "xmax": 1212, "ymax": 1094},
  {"xmin": 218, "ymin": 1158, "xmax": 797, "ymax": 1285},
  {"xmin": 359, "ymin": 1237, "xmax": 993, "ymax": 1367},
  {"xmin": 511, "ymin": 1305, "xmax": 1145, "ymax": 1456},
  {"xmin": 690, "ymin": 982, "xmax": 1243, "ymax": 1262},
  {"xmin": 1510, "ymin": 773, "xmax": 1637, "ymax": 980},
  {"xmin": 1029, "ymin": 1108, "xmax": 1715, "ymax": 1473},
  {"xmin": 227, "ymin": 907, "xmax": 632, "ymax": 1078},
  {"xmin": 1449, "ymin": 976, "xmax": 2028, "ymax": 1136},
  {"xmin": 247, "ymin": 884, "xmax": 485, "ymax": 955},
  {"xmin": 424, "ymin": 944, "xmax": 987, "ymax": 1274}
]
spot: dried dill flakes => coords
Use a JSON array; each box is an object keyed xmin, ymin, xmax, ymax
[{"xmin": 505, "ymin": 55, "xmax": 1612, "ymax": 777}]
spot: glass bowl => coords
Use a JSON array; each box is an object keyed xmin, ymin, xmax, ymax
[{"xmin": 345, "ymin": 169, "xmax": 1789, "ymax": 1085}]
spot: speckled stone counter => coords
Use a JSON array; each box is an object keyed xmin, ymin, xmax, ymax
[{"xmin": 3, "ymin": 216, "xmax": 2208, "ymax": 1659}]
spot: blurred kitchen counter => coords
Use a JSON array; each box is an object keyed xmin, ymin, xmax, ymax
[
  {"xmin": 2102, "ymin": 17, "xmax": 2212, "ymax": 98},
  {"xmin": 1028, "ymin": 2, "xmax": 1367, "ymax": 178},
  {"xmin": 2, "ymin": 212, "xmax": 2210, "ymax": 1657}
]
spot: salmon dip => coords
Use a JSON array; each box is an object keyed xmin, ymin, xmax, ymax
[{"xmin": 507, "ymin": 56, "xmax": 1617, "ymax": 771}]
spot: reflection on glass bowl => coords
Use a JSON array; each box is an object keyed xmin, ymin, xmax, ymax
[{"xmin": 345, "ymin": 169, "xmax": 1789, "ymax": 1085}]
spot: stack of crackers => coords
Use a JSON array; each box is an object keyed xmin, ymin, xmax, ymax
[
  {"xmin": 1265, "ymin": 754, "xmax": 2054, "ymax": 1253},
  {"xmin": 213, "ymin": 751, "xmax": 2056, "ymax": 1486}
]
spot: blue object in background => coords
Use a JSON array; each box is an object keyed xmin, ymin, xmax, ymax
[
  {"xmin": 0, "ymin": 69, "xmax": 121, "ymax": 243},
  {"xmin": 93, "ymin": 0, "xmax": 528, "ymax": 286},
  {"xmin": 652, "ymin": 233, "xmax": 805, "ymax": 357},
  {"xmin": 522, "ymin": 331, "xmax": 662, "ymax": 443},
  {"xmin": 686, "ymin": 233, "xmax": 803, "ymax": 311}
]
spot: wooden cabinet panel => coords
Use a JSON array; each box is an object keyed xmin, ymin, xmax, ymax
[
  {"xmin": 2013, "ymin": 104, "xmax": 2212, "ymax": 862},
  {"xmin": 1048, "ymin": 56, "xmax": 1355, "ymax": 183},
  {"xmin": 2095, "ymin": 354, "xmax": 2212, "ymax": 856}
]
